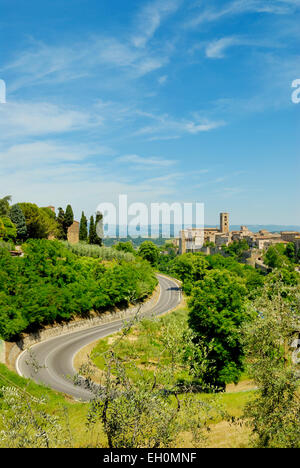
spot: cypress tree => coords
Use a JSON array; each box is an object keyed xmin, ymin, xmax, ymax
[
  {"xmin": 57, "ymin": 207, "xmax": 65, "ymax": 239},
  {"xmin": 79, "ymin": 211, "xmax": 88, "ymax": 242},
  {"xmin": 9, "ymin": 204, "xmax": 27, "ymax": 241},
  {"xmin": 64, "ymin": 204, "xmax": 74, "ymax": 233},
  {"xmin": 94, "ymin": 211, "xmax": 103, "ymax": 246},
  {"xmin": 89, "ymin": 215, "xmax": 97, "ymax": 244}
]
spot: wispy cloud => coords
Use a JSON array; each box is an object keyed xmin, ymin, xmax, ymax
[
  {"xmin": 158, "ymin": 75, "xmax": 168, "ymax": 85},
  {"xmin": 133, "ymin": 111, "xmax": 225, "ymax": 140},
  {"xmin": 0, "ymin": 100, "xmax": 103, "ymax": 138},
  {"xmin": 131, "ymin": 0, "xmax": 182, "ymax": 48},
  {"xmin": 0, "ymin": 141, "xmax": 113, "ymax": 172},
  {"xmin": 204, "ymin": 35, "xmax": 278, "ymax": 58},
  {"xmin": 1, "ymin": 36, "xmax": 169, "ymax": 93},
  {"xmin": 205, "ymin": 37, "xmax": 241, "ymax": 58},
  {"xmin": 116, "ymin": 154, "xmax": 175, "ymax": 167},
  {"xmin": 186, "ymin": 0, "xmax": 299, "ymax": 28}
]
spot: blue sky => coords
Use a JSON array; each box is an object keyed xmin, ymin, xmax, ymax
[{"xmin": 0, "ymin": 0, "xmax": 299, "ymax": 225}]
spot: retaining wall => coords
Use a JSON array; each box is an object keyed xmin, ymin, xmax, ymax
[{"xmin": 6, "ymin": 284, "xmax": 160, "ymax": 370}]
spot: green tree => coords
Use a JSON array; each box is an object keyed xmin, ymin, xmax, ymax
[
  {"xmin": 89, "ymin": 215, "xmax": 97, "ymax": 245},
  {"xmin": 56, "ymin": 207, "xmax": 65, "ymax": 239},
  {"xmin": 0, "ymin": 219, "xmax": 5, "ymax": 238},
  {"xmin": 94, "ymin": 212, "xmax": 103, "ymax": 246},
  {"xmin": 79, "ymin": 211, "xmax": 88, "ymax": 242},
  {"xmin": 285, "ymin": 242, "xmax": 296, "ymax": 263},
  {"xmin": 114, "ymin": 241, "xmax": 135, "ymax": 254},
  {"xmin": 171, "ymin": 253, "xmax": 208, "ymax": 286},
  {"xmin": 0, "ymin": 195, "xmax": 11, "ymax": 217},
  {"xmin": 138, "ymin": 241, "xmax": 160, "ymax": 266},
  {"xmin": 188, "ymin": 269, "xmax": 249, "ymax": 389},
  {"xmin": 242, "ymin": 278, "xmax": 300, "ymax": 448},
  {"xmin": 64, "ymin": 204, "xmax": 74, "ymax": 235},
  {"xmin": 40, "ymin": 208, "xmax": 59, "ymax": 239},
  {"xmin": 264, "ymin": 243, "xmax": 291, "ymax": 269},
  {"xmin": 0, "ymin": 217, "xmax": 17, "ymax": 241},
  {"xmin": 9, "ymin": 204, "xmax": 27, "ymax": 241},
  {"xmin": 18, "ymin": 203, "xmax": 58, "ymax": 239},
  {"xmin": 222, "ymin": 239, "xmax": 249, "ymax": 259}
]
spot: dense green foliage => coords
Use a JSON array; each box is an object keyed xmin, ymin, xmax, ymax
[
  {"xmin": 188, "ymin": 269, "xmax": 250, "ymax": 389},
  {"xmin": 243, "ymin": 276, "xmax": 300, "ymax": 447},
  {"xmin": 221, "ymin": 239, "xmax": 250, "ymax": 259},
  {"xmin": 113, "ymin": 241, "xmax": 136, "ymax": 255},
  {"xmin": 19, "ymin": 203, "xmax": 58, "ymax": 239},
  {"xmin": 0, "ymin": 216, "xmax": 17, "ymax": 242},
  {"xmin": 0, "ymin": 196, "xmax": 11, "ymax": 217},
  {"xmin": 158, "ymin": 252, "xmax": 264, "ymax": 388},
  {"xmin": 0, "ymin": 239, "xmax": 157, "ymax": 341},
  {"xmin": 264, "ymin": 242, "xmax": 298, "ymax": 269},
  {"xmin": 138, "ymin": 241, "xmax": 160, "ymax": 266}
]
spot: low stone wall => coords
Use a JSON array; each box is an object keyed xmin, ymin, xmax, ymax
[{"xmin": 7, "ymin": 284, "xmax": 160, "ymax": 370}]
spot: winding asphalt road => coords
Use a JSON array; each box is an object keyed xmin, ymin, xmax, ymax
[{"xmin": 16, "ymin": 274, "xmax": 181, "ymax": 401}]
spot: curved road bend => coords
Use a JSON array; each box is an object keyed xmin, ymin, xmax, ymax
[{"xmin": 16, "ymin": 274, "xmax": 181, "ymax": 401}]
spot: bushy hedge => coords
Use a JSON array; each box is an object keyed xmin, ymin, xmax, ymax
[{"xmin": 0, "ymin": 240, "xmax": 157, "ymax": 341}]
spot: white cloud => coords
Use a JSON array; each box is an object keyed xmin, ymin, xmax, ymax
[
  {"xmin": 204, "ymin": 35, "xmax": 281, "ymax": 58},
  {"xmin": 1, "ymin": 36, "xmax": 168, "ymax": 94},
  {"xmin": 205, "ymin": 37, "xmax": 240, "ymax": 58},
  {"xmin": 0, "ymin": 141, "xmax": 113, "ymax": 172},
  {"xmin": 131, "ymin": 0, "xmax": 182, "ymax": 48},
  {"xmin": 116, "ymin": 154, "xmax": 175, "ymax": 167},
  {"xmin": 0, "ymin": 101, "xmax": 102, "ymax": 138},
  {"xmin": 184, "ymin": 120, "xmax": 225, "ymax": 133},
  {"xmin": 133, "ymin": 114, "xmax": 225, "ymax": 139},
  {"xmin": 186, "ymin": 0, "xmax": 299, "ymax": 28},
  {"xmin": 158, "ymin": 75, "xmax": 168, "ymax": 85}
]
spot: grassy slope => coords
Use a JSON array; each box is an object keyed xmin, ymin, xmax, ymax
[
  {"xmin": 0, "ymin": 363, "xmax": 105, "ymax": 447},
  {"xmin": 91, "ymin": 308, "xmax": 255, "ymax": 448},
  {"xmin": 0, "ymin": 309, "xmax": 255, "ymax": 448}
]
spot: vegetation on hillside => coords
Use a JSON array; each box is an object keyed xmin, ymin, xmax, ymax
[
  {"xmin": 0, "ymin": 239, "xmax": 157, "ymax": 341},
  {"xmin": 0, "ymin": 194, "xmax": 299, "ymax": 448}
]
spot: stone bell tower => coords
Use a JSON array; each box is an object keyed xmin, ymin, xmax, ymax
[{"xmin": 220, "ymin": 212, "xmax": 229, "ymax": 233}]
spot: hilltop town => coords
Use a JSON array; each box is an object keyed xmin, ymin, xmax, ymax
[{"xmin": 178, "ymin": 212, "xmax": 300, "ymax": 270}]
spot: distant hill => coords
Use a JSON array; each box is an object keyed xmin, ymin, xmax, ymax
[
  {"xmin": 103, "ymin": 224, "xmax": 300, "ymax": 237},
  {"xmin": 229, "ymin": 225, "xmax": 300, "ymax": 233}
]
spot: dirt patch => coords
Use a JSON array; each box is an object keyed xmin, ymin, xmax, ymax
[
  {"xmin": 206, "ymin": 420, "xmax": 250, "ymax": 448},
  {"xmin": 226, "ymin": 380, "xmax": 257, "ymax": 393}
]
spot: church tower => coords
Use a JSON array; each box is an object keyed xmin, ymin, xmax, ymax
[{"xmin": 220, "ymin": 212, "xmax": 229, "ymax": 233}]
